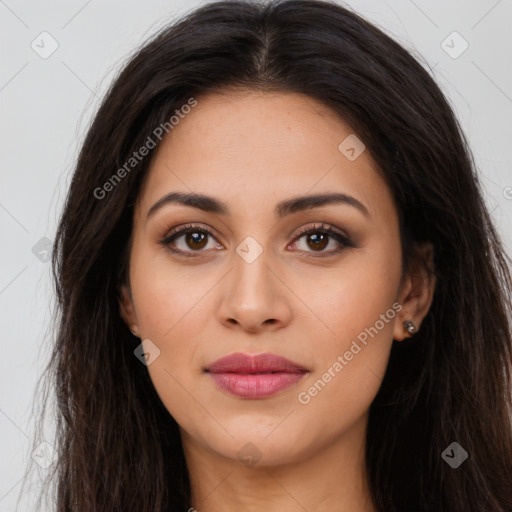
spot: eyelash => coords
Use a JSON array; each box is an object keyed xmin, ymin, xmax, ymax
[{"xmin": 157, "ymin": 222, "xmax": 353, "ymax": 258}]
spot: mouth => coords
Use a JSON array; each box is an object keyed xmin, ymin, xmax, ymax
[{"xmin": 205, "ymin": 352, "xmax": 309, "ymax": 398}]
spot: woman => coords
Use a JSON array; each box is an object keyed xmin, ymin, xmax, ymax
[{"xmin": 33, "ymin": 0, "xmax": 512, "ymax": 510}]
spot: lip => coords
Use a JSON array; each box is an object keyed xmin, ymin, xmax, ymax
[{"xmin": 205, "ymin": 352, "xmax": 308, "ymax": 399}]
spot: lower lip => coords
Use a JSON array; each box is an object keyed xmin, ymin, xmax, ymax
[{"xmin": 208, "ymin": 372, "xmax": 306, "ymax": 398}]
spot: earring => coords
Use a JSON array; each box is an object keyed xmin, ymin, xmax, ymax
[
  {"xmin": 130, "ymin": 328, "xmax": 138, "ymax": 337},
  {"xmin": 403, "ymin": 320, "xmax": 417, "ymax": 335}
]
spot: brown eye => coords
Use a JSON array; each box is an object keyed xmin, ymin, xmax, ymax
[
  {"xmin": 290, "ymin": 224, "xmax": 352, "ymax": 256},
  {"xmin": 158, "ymin": 224, "xmax": 223, "ymax": 257},
  {"xmin": 305, "ymin": 232, "xmax": 329, "ymax": 251},
  {"xmin": 184, "ymin": 231, "xmax": 208, "ymax": 250}
]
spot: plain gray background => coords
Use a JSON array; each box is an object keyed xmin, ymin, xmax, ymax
[{"xmin": 1, "ymin": 0, "xmax": 511, "ymax": 510}]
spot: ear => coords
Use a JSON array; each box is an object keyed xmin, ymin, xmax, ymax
[
  {"xmin": 393, "ymin": 242, "xmax": 437, "ymax": 341},
  {"xmin": 119, "ymin": 283, "xmax": 139, "ymax": 337}
]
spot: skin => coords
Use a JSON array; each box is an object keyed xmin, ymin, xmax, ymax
[{"xmin": 120, "ymin": 90, "xmax": 436, "ymax": 512}]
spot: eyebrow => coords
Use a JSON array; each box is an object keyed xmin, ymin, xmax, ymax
[{"xmin": 147, "ymin": 191, "xmax": 370, "ymax": 219}]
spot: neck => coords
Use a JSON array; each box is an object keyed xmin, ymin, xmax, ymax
[{"xmin": 181, "ymin": 414, "xmax": 376, "ymax": 512}]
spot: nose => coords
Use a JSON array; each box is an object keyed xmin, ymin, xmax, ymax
[{"xmin": 216, "ymin": 248, "xmax": 293, "ymax": 333}]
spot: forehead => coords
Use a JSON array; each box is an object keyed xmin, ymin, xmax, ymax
[{"xmin": 137, "ymin": 90, "xmax": 394, "ymax": 222}]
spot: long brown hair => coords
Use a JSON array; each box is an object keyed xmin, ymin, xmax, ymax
[{"xmin": 27, "ymin": 1, "xmax": 512, "ymax": 510}]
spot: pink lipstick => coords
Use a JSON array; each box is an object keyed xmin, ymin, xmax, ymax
[{"xmin": 206, "ymin": 352, "xmax": 308, "ymax": 398}]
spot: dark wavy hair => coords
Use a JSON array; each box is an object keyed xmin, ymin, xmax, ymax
[{"xmin": 27, "ymin": 0, "xmax": 512, "ymax": 510}]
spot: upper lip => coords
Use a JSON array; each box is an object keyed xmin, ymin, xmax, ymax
[{"xmin": 206, "ymin": 352, "xmax": 308, "ymax": 374}]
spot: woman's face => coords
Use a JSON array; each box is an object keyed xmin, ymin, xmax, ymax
[{"xmin": 121, "ymin": 90, "xmax": 414, "ymax": 466}]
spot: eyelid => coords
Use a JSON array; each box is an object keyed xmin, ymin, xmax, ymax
[
  {"xmin": 290, "ymin": 222, "xmax": 349, "ymax": 242},
  {"xmin": 160, "ymin": 222, "xmax": 217, "ymax": 241},
  {"xmin": 157, "ymin": 223, "xmax": 220, "ymax": 250},
  {"xmin": 158, "ymin": 221, "xmax": 353, "ymax": 257},
  {"xmin": 287, "ymin": 222, "xmax": 353, "ymax": 255}
]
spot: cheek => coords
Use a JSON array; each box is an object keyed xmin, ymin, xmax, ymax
[
  {"xmin": 293, "ymin": 237, "xmax": 402, "ymax": 415},
  {"xmin": 301, "ymin": 237, "xmax": 402, "ymax": 347},
  {"xmin": 128, "ymin": 245, "xmax": 213, "ymax": 394},
  {"xmin": 129, "ymin": 249, "xmax": 214, "ymax": 427},
  {"xmin": 130, "ymin": 242, "xmax": 215, "ymax": 339}
]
